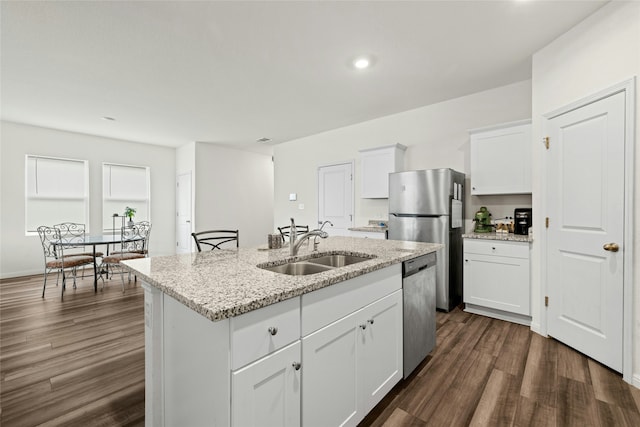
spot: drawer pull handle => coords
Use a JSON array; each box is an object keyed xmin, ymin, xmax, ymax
[
  {"xmin": 268, "ymin": 327, "xmax": 278, "ymax": 336},
  {"xmin": 367, "ymin": 319, "xmax": 374, "ymax": 325},
  {"xmin": 359, "ymin": 324, "xmax": 367, "ymax": 330},
  {"xmin": 292, "ymin": 362, "xmax": 301, "ymax": 371}
]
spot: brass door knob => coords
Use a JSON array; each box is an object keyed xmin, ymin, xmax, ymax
[{"xmin": 603, "ymin": 243, "xmax": 619, "ymax": 252}]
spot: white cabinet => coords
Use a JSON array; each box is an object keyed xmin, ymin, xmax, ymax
[
  {"xmin": 302, "ymin": 290, "xmax": 403, "ymax": 427},
  {"xmin": 144, "ymin": 263, "xmax": 404, "ymax": 427},
  {"xmin": 469, "ymin": 119, "xmax": 532, "ymax": 195},
  {"xmin": 359, "ymin": 144, "xmax": 406, "ymax": 198},
  {"xmin": 463, "ymin": 239, "xmax": 531, "ymax": 325},
  {"xmin": 232, "ymin": 341, "xmax": 301, "ymax": 427}
]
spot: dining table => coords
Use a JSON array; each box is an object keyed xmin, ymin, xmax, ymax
[{"xmin": 55, "ymin": 234, "xmax": 143, "ymax": 292}]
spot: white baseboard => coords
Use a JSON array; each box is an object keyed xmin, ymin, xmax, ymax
[
  {"xmin": 464, "ymin": 304, "xmax": 532, "ymax": 326},
  {"xmin": 0, "ymin": 268, "xmax": 42, "ymax": 280},
  {"xmin": 631, "ymin": 374, "xmax": 640, "ymax": 389}
]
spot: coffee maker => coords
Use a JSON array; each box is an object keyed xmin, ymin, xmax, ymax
[{"xmin": 514, "ymin": 208, "xmax": 532, "ymax": 235}]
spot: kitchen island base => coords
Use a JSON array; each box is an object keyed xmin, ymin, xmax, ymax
[{"xmin": 143, "ymin": 264, "xmax": 404, "ymax": 427}]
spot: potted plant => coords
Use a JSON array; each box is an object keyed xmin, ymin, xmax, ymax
[{"xmin": 124, "ymin": 206, "xmax": 136, "ymax": 227}]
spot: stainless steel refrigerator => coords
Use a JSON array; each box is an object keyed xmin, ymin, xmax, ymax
[{"xmin": 388, "ymin": 168, "xmax": 465, "ymax": 311}]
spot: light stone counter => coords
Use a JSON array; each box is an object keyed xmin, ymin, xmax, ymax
[
  {"xmin": 348, "ymin": 225, "xmax": 387, "ymax": 233},
  {"xmin": 462, "ymin": 232, "xmax": 533, "ymax": 243},
  {"xmin": 122, "ymin": 236, "xmax": 440, "ymax": 322}
]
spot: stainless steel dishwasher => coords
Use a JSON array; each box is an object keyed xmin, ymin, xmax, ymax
[{"xmin": 403, "ymin": 252, "xmax": 437, "ymax": 378}]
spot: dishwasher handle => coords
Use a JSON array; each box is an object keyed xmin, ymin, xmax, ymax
[{"xmin": 403, "ymin": 253, "xmax": 436, "ymax": 278}]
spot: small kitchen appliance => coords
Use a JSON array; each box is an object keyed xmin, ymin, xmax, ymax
[
  {"xmin": 514, "ymin": 208, "xmax": 532, "ymax": 235},
  {"xmin": 473, "ymin": 207, "xmax": 493, "ymax": 233}
]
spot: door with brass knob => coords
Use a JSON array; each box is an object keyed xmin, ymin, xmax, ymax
[{"xmin": 546, "ymin": 89, "xmax": 625, "ymax": 374}]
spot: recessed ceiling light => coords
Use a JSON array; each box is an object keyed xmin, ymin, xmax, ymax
[
  {"xmin": 256, "ymin": 137, "xmax": 272, "ymax": 144},
  {"xmin": 353, "ymin": 57, "xmax": 371, "ymax": 70},
  {"xmin": 101, "ymin": 116, "xmax": 116, "ymax": 121}
]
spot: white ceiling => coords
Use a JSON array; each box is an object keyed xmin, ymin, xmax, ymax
[{"xmin": 1, "ymin": 1, "xmax": 607, "ymax": 151}]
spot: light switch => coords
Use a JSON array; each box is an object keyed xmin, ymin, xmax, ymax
[
  {"xmin": 298, "ymin": 203, "xmax": 305, "ymax": 210},
  {"xmin": 289, "ymin": 193, "xmax": 297, "ymax": 201}
]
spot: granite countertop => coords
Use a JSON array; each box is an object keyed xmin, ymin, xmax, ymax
[
  {"xmin": 122, "ymin": 236, "xmax": 441, "ymax": 322},
  {"xmin": 348, "ymin": 225, "xmax": 387, "ymax": 233},
  {"xmin": 462, "ymin": 232, "xmax": 533, "ymax": 243},
  {"xmin": 348, "ymin": 219, "xmax": 388, "ymax": 233}
]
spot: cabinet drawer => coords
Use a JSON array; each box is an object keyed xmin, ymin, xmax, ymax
[
  {"xmin": 231, "ymin": 297, "xmax": 301, "ymax": 370},
  {"xmin": 464, "ymin": 239, "xmax": 529, "ymax": 259},
  {"xmin": 302, "ymin": 264, "xmax": 401, "ymax": 336}
]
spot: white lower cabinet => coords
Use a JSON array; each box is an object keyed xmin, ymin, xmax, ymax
[
  {"xmin": 463, "ymin": 239, "xmax": 531, "ymax": 325},
  {"xmin": 302, "ymin": 290, "xmax": 403, "ymax": 427},
  {"xmin": 144, "ymin": 264, "xmax": 404, "ymax": 427},
  {"xmin": 232, "ymin": 341, "xmax": 301, "ymax": 427}
]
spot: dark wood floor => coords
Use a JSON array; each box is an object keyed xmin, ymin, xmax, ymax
[
  {"xmin": 0, "ymin": 273, "xmax": 145, "ymax": 426},
  {"xmin": 2, "ymin": 274, "xmax": 639, "ymax": 426}
]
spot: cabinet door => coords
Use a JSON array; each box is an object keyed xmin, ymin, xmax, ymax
[
  {"xmin": 464, "ymin": 253, "xmax": 530, "ymax": 315},
  {"xmin": 232, "ymin": 341, "xmax": 301, "ymax": 427},
  {"xmin": 360, "ymin": 145, "xmax": 406, "ymax": 198},
  {"xmin": 302, "ymin": 311, "xmax": 359, "ymax": 427},
  {"xmin": 358, "ymin": 290, "xmax": 403, "ymax": 414},
  {"xmin": 470, "ymin": 122, "xmax": 531, "ymax": 195}
]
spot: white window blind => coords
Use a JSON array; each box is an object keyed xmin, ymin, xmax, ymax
[
  {"xmin": 25, "ymin": 155, "xmax": 89, "ymax": 233},
  {"xmin": 102, "ymin": 163, "xmax": 150, "ymax": 231}
]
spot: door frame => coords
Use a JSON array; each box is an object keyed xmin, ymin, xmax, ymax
[
  {"xmin": 541, "ymin": 78, "xmax": 635, "ymax": 383},
  {"xmin": 317, "ymin": 160, "xmax": 355, "ymax": 230},
  {"xmin": 176, "ymin": 171, "xmax": 193, "ymax": 253}
]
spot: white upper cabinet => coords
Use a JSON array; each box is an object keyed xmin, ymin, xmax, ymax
[
  {"xmin": 469, "ymin": 119, "xmax": 532, "ymax": 195},
  {"xmin": 359, "ymin": 144, "xmax": 406, "ymax": 198}
]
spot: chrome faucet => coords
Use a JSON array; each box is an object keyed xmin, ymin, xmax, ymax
[
  {"xmin": 289, "ymin": 218, "xmax": 329, "ymax": 256},
  {"xmin": 314, "ymin": 221, "xmax": 333, "ymax": 251}
]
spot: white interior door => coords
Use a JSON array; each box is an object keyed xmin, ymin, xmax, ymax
[
  {"xmin": 318, "ymin": 163, "xmax": 353, "ymax": 236},
  {"xmin": 176, "ymin": 172, "xmax": 192, "ymax": 253},
  {"xmin": 546, "ymin": 91, "xmax": 625, "ymax": 372}
]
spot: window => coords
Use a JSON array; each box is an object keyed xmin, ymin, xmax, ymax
[
  {"xmin": 25, "ymin": 155, "xmax": 89, "ymax": 234},
  {"xmin": 102, "ymin": 163, "xmax": 150, "ymax": 232}
]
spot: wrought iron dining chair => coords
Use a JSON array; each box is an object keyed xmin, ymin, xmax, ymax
[
  {"xmin": 37, "ymin": 226, "xmax": 94, "ymax": 299},
  {"xmin": 52, "ymin": 222, "xmax": 104, "ymax": 258},
  {"xmin": 277, "ymin": 225, "xmax": 309, "ymax": 242},
  {"xmin": 100, "ymin": 222, "xmax": 151, "ymax": 291},
  {"xmin": 191, "ymin": 230, "xmax": 239, "ymax": 252}
]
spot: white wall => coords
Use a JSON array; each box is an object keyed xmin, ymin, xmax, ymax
[
  {"xmin": 194, "ymin": 142, "xmax": 274, "ymax": 248},
  {"xmin": 274, "ymin": 80, "xmax": 533, "ymax": 231},
  {"xmin": 531, "ymin": 1, "xmax": 640, "ymax": 380},
  {"xmin": 0, "ymin": 121, "xmax": 176, "ymax": 278}
]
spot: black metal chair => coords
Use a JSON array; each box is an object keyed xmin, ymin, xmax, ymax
[
  {"xmin": 37, "ymin": 226, "xmax": 94, "ymax": 299},
  {"xmin": 277, "ymin": 225, "xmax": 309, "ymax": 242},
  {"xmin": 100, "ymin": 222, "xmax": 151, "ymax": 292},
  {"xmin": 191, "ymin": 230, "xmax": 239, "ymax": 252},
  {"xmin": 53, "ymin": 222, "xmax": 104, "ymax": 258}
]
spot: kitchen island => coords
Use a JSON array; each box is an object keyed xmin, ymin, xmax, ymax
[{"xmin": 122, "ymin": 236, "xmax": 440, "ymax": 427}]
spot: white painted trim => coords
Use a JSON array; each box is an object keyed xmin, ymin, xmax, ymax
[
  {"xmin": 633, "ymin": 374, "xmax": 640, "ymax": 390},
  {"xmin": 357, "ymin": 143, "xmax": 407, "ymax": 153},
  {"xmin": 468, "ymin": 118, "xmax": 532, "ymax": 134},
  {"xmin": 316, "ymin": 160, "xmax": 355, "ymax": 229},
  {"xmin": 541, "ymin": 77, "xmax": 636, "ymax": 384},
  {"xmin": 464, "ymin": 304, "xmax": 532, "ymax": 327},
  {"xmin": 0, "ymin": 268, "xmax": 42, "ymax": 280}
]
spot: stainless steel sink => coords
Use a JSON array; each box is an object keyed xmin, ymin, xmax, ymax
[
  {"xmin": 306, "ymin": 254, "xmax": 372, "ymax": 267},
  {"xmin": 258, "ymin": 253, "xmax": 375, "ymax": 276},
  {"xmin": 260, "ymin": 262, "xmax": 332, "ymax": 275}
]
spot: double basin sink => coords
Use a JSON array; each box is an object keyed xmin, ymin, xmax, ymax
[{"xmin": 258, "ymin": 253, "xmax": 375, "ymax": 276}]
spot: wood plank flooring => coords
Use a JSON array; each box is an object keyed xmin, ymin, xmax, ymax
[
  {"xmin": 361, "ymin": 309, "xmax": 640, "ymax": 427},
  {"xmin": 2, "ymin": 273, "xmax": 639, "ymax": 426},
  {"xmin": 0, "ymin": 273, "xmax": 145, "ymax": 426}
]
